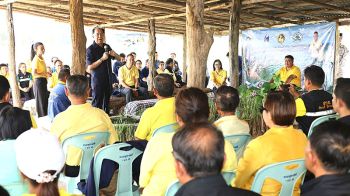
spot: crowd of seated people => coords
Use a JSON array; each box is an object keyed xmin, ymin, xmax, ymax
[{"xmin": 2, "ymin": 44, "xmax": 350, "ymax": 196}]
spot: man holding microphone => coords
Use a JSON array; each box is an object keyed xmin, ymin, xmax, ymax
[{"xmin": 86, "ymin": 27, "xmax": 120, "ymax": 114}]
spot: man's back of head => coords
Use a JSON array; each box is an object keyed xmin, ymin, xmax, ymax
[
  {"xmin": 307, "ymin": 120, "xmax": 350, "ymax": 176},
  {"xmin": 58, "ymin": 68, "xmax": 71, "ymax": 83},
  {"xmin": 334, "ymin": 78, "xmax": 350, "ymax": 115},
  {"xmin": 0, "ymin": 75, "xmax": 10, "ymax": 102},
  {"xmin": 66, "ymin": 75, "xmax": 89, "ymax": 102},
  {"xmin": 215, "ymin": 86, "xmax": 239, "ymax": 115},
  {"xmin": 172, "ymin": 122, "xmax": 225, "ymax": 182},
  {"xmin": 153, "ymin": 74, "xmax": 174, "ymax": 98},
  {"xmin": 304, "ymin": 65, "xmax": 325, "ymax": 88}
]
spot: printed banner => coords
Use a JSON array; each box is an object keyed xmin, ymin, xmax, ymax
[{"xmin": 241, "ymin": 22, "xmax": 336, "ymax": 91}]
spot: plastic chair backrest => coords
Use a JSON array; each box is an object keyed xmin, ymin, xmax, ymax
[
  {"xmin": 0, "ymin": 140, "xmax": 28, "ymax": 196},
  {"xmin": 93, "ymin": 143, "xmax": 142, "ymax": 196},
  {"xmin": 222, "ymin": 171, "xmax": 236, "ymax": 185},
  {"xmin": 250, "ymin": 159, "xmax": 306, "ymax": 196},
  {"xmin": 62, "ymin": 131, "xmax": 110, "ymax": 180},
  {"xmin": 308, "ymin": 114, "xmax": 339, "ymax": 137},
  {"xmin": 165, "ymin": 180, "xmax": 181, "ymax": 196},
  {"xmin": 224, "ymin": 134, "xmax": 251, "ymax": 159},
  {"xmin": 151, "ymin": 122, "xmax": 178, "ymax": 137}
]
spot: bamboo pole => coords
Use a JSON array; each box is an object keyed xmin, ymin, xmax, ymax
[
  {"xmin": 69, "ymin": 0, "xmax": 86, "ymax": 75},
  {"xmin": 182, "ymin": 33, "xmax": 187, "ymax": 82},
  {"xmin": 6, "ymin": 3, "xmax": 21, "ymax": 107},
  {"xmin": 229, "ymin": 0, "xmax": 241, "ymax": 88},
  {"xmin": 147, "ymin": 19, "xmax": 156, "ymax": 91}
]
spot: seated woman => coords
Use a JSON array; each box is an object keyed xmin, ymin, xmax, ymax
[
  {"xmin": 165, "ymin": 58, "xmax": 184, "ymax": 87},
  {"xmin": 0, "ymin": 106, "xmax": 33, "ymax": 195},
  {"xmin": 234, "ymin": 91, "xmax": 307, "ymax": 195},
  {"xmin": 210, "ymin": 59, "xmax": 227, "ymax": 92},
  {"xmin": 15, "ymin": 128, "xmax": 67, "ymax": 196},
  {"xmin": 139, "ymin": 87, "xmax": 237, "ymax": 196}
]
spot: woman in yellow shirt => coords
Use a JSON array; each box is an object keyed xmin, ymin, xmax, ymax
[
  {"xmin": 210, "ymin": 59, "xmax": 227, "ymax": 91},
  {"xmin": 234, "ymin": 91, "xmax": 307, "ymax": 195},
  {"xmin": 139, "ymin": 87, "xmax": 237, "ymax": 196},
  {"xmin": 31, "ymin": 42, "xmax": 48, "ymax": 117}
]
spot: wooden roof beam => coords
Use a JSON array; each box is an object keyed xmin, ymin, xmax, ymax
[
  {"xmin": 244, "ymin": 11, "xmax": 300, "ymax": 25},
  {"xmin": 258, "ymin": 3, "xmax": 326, "ymax": 21},
  {"xmin": 300, "ymin": 0, "xmax": 350, "ymax": 14},
  {"xmin": 100, "ymin": 1, "xmax": 231, "ymax": 28}
]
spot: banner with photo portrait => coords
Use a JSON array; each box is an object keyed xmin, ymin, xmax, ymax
[{"xmin": 241, "ymin": 22, "xmax": 336, "ymax": 91}]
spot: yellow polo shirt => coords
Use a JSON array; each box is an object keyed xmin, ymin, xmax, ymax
[
  {"xmin": 275, "ymin": 65, "xmax": 301, "ymax": 87},
  {"xmin": 214, "ymin": 115, "xmax": 250, "ymax": 136},
  {"xmin": 31, "ymin": 55, "xmax": 47, "ymax": 79},
  {"xmin": 295, "ymin": 98, "xmax": 306, "ymax": 117},
  {"xmin": 234, "ymin": 126, "xmax": 307, "ymax": 195},
  {"xmin": 210, "ymin": 69, "xmax": 227, "ymax": 87},
  {"xmin": 50, "ymin": 103, "xmax": 118, "ymax": 166},
  {"xmin": 135, "ymin": 97, "xmax": 176, "ymax": 140},
  {"xmin": 140, "ymin": 133, "xmax": 237, "ymax": 196},
  {"xmin": 118, "ymin": 65, "xmax": 139, "ymax": 87},
  {"xmin": 48, "ymin": 72, "xmax": 59, "ymax": 89},
  {"xmin": 156, "ymin": 68, "xmax": 165, "ymax": 74}
]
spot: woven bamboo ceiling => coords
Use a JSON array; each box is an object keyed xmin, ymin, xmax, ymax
[{"xmin": 1, "ymin": 0, "xmax": 350, "ymax": 34}]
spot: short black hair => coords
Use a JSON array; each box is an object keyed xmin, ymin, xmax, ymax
[
  {"xmin": 175, "ymin": 87, "xmax": 209, "ymax": 124},
  {"xmin": 314, "ymin": 31, "xmax": 318, "ymax": 34},
  {"xmin": 215, "ymin": 86, "xmax": 240, "ymax": 112},
  {"xmin": 66, "ymin": 75, "xmax": 89, "ymax": 97},
  {"xmin": 0, "ymin": 75, "xmax": 10, "ymax": 100},
  {"xmin": 154, "ymin": 74, "xmax": 174, "ymax": 97},
  {"xmin": 53, "ymin": 59, "xmax": 62, "ymax": 66},
  {"xmin": 131, "ymin": 52, "xmax": 136, "ymax": 56},
  {"xmin": 334, "ymin": 78, "xmax": 350, "ymax": 109},
  {"xmin": 310, "ymin": 121, "xmax": 350, "ymax": 174},
  {"xmin": 0, "ymin": 106, "xmax": 32, "ymax": 140},
  {"xmin": 135, "ymin": 60, "xmax": 142, "ymax": 64},
  {"xmin": 172, "ymin": 122, "xmax": 225, "ymax": 178},
  {"xmin": 92, "ymin": 26, "xmax": 105, "ymax": 34},
  {"xmin": 285, "ymin": 55, "xmax": 294, "ymax": 62},
  {"xmin": 63, "ymin": 65, "xmax": 70, "ymax": 70},
  {"xmin": 119, "ymin": 53, "xmax": 126, "ymax": 58},
  {"xmin": 165, "ymin": 58, "xmax": 174, "ymax": 66},
  {"xmin": 58, "ymin": 68, "xmax": 71, "ymax": 81},
  {"xmin": 0, "ymin": 185, "xmax": 9, "ymax": 196},
  {"xmin": 0, "ymin": 63, "xmax": 8, "ymax": 68},
  {"xmin": 304, "ymin": 65, "xmax": 325, "ymax": 87}
]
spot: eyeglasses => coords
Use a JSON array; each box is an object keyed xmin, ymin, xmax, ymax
[{"xmin": 260, "ymin": 106, "xmax": 267, "ymax": 113}]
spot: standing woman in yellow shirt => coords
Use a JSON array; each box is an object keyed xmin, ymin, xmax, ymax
[
  {"xmin": 31, "ymin": 42, "xmax": 48, "ymax": 117},
  {"xmin": 210, "ymin": 59, "xmax": 227, "ymax": 92}
]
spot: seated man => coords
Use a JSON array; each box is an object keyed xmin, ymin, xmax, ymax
[
  {"xmin": 47, "ymin": 68, "xmax": 71, "ymax": 121},
  {"xmin": 333, "ymin": 78, "xmax": 350, "ymax": 126},
  {"xmin": 134, "ymin": 74, "xmax": 176, "ymax": 140},
  {"xmin": 0, "ymin": 75, "xmax": 37, "ymax": 128},
  {"xmin": 50, "ymin": 75, "xmax": 118, "ymax": 176},
  {"xmin": 301, "ymin": 121, "xmax": 350, "ymax": 195},
  {"xmin": 214, "ymin": 86, "xmax": 249, "ymax": 136},
  {"xmin": 48, "ymin": 59, "xmax": 63, "ymax": 91},
  {"xmin": 118, "ymin": 53, "xmax": 148, "ymax": 103},
  {"xmin": 290, "ymin": 65, "xmax": 334, "ymax": 135},
  {"xmin": 172, "ymin": 122, "xmax": 259, "ymax": 196},
  {"xmin": 272, "ymin": 55, "xmax": 301, "ymax": 88},
  {"xmin": 0, "ymin": 63, "xmax": 9, "ymax": 80}
]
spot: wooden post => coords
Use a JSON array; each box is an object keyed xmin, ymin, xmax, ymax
[
  {"xmin": 6, "ymin": 3, "xmax": 21, "ymax": 107},
  {"xmin": 229, "ymin": 0, "xmax": 242, "ymax": 88},
  {"xmin": 147, "ymin": 19, "xmax": 156, "ymax": 91},
  {"xmin": 186, "ymin": 0, "xmax": 214, "ymax": 88},
  {"xmin": 69, "ymin": 0, "xmax": 86, "ymax": 75},
  {"xmin": 182, "ymin": 33, "xmax": 187, "ymax": 82}
]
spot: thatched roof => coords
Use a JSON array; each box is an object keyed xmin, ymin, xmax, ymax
[{"xmin": 1, "ymin": 0, "xmax": 350, "ymax": 34}]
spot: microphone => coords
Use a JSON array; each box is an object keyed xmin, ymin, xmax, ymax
[{"xmin": 104, "ymin": 44, "xmax": 110, "ymax": 53}]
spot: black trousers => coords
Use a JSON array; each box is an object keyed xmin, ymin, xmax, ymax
[
  {"xmin": 92, "ymin": 81, "xmax": 111, "ymax": 114},
  {"xmin": 33, "ymin": 78, "xmax": 48, "ymax": 117}
]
